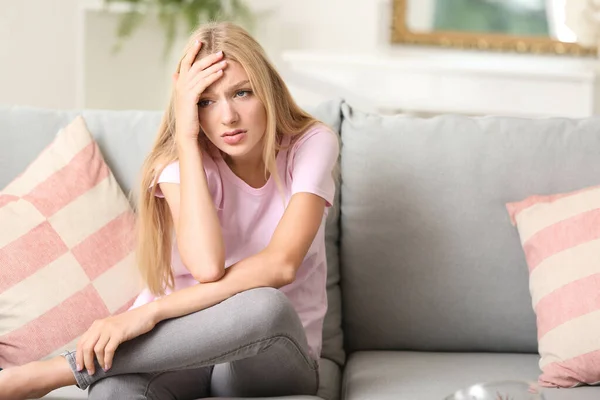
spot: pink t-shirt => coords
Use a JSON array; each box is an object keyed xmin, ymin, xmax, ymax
[{"xmin": 130, "ymin": 124, "xmax": 339, "ymax": 360}]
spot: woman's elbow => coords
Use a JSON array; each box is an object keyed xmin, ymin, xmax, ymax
[
  {"xmin": 278, "ymin": 266, "xmax": 297, "ymax": 287},
  {"xmin": 265, "ymin": 251, "xmax": 298, "ymax": 288},
  {"xmin": 192, "ymin": 266, "xmax": 225, "ymax": 283},
  {"xmin": 271, "ymin": 257, "xmax": 297, "ymax": 288},
  {"xmin": 181, "ymin": 254, "xmax": 225, "ymax": 283}
]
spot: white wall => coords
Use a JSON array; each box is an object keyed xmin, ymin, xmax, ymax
[
  {"xmin": 0, "ymin": 0, "xmax": 391, "ymax": 110},
  {"xmin": 250, "ymin": 0, "xmax": 387, "ymax": 60},
  {"xmin": 84, "ymin": 10, "xmax": 172, "ymax": 110},
  {"xmin": 0, "ymin": 0, "xmax": 79, "ymax": 109}
]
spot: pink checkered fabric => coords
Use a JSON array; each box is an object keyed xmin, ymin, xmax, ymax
[{"xmin": 0, "ymin": 116, "xmax": 141, "ymax": 367}]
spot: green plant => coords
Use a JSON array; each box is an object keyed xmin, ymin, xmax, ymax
[{"xmin": 104, "ymin": 0, "xmax": 254, "ymax": 59}]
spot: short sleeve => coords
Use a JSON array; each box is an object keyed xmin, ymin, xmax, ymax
[
  {"xmin": 150, "ymin": 156, "xmax": 222, "ymax": 206},
  {"xmin": 288, "ymin": 125, "xmax": 339, "ymax": 207},
  {"xmin": 152, "ymin": 161, "xmax": 180, "ymax": 198}
]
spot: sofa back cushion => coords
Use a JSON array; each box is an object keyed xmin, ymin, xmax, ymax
[
  {"xmin": 339, "ymin": 102, "xmax": 600, "ymax": 353},
  {"xmin": 0, "ymin": 100, "xmax": 346, "ymax": 365}
]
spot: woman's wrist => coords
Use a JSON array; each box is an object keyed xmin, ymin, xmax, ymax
[
  {"xmin": 176, "ymin": 136, "xmax": 202, "ymax": 154},
  {"xmin": 144, "ymin": 301, "xmax": 163, "ymax": 325}
]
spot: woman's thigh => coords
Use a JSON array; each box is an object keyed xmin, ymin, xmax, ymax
[{"xmin": 88, "ymin": 367, "xmax": 213, "ymax": 400}]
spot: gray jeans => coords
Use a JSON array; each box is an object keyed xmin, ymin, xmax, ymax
[{"xmin": 62, "ymin": 287, "xmax": 320, "ymax": 399}]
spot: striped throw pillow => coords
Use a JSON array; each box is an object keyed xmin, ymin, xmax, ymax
[
  {"xmin": 506, "ymin": 185, "xmax": 600, "ymax": 388},
  {"xmin": 0, "ymin": 116, "xmax": 142, "ymax": 368}
]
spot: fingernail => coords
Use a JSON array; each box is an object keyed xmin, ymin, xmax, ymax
[
  {"xmin": 87, "ymin": 369, "xmax": 94, "ymax": 376},
  {"xmin": 217, "ymin": 50, "xmax": 223, "ymax": 56},
  {"xmin": 195, "ymin": 39, "xmax": 200, "ymax": 46},
  {"xmin": 76, "ymin": 364, "xmax": 81, "ymax": 371},
  {"xmin": 104, "ymin": 364, "xmax": 110, "ymax": 371}
]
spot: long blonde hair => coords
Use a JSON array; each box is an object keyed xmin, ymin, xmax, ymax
[{"xmin": 136, "ymin": 22, "xmax": 320, "ymax": 296}]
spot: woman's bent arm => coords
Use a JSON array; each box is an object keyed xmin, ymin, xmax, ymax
[
  {"xmin": 148, "ymin": 192, "xmax": 326, "ymax": 323},
  {"xmin": 148, "ymin": 249, "xmax": 289, "ymax": 323},
  {"xmin": 160, "ymin": 138, "xmax": 225, "ymax": 282}
]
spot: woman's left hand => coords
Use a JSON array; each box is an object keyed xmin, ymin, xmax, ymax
[{"xmin": 75, "ymin": 305, "xmax": 157, "ymax": 375}]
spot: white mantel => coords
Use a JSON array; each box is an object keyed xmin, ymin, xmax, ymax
[{"xmin": 282, "ymin": 47, "xmax": 600, "ymax": 118}]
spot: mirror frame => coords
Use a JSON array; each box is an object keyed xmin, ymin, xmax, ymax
[{"xmin": 391, "ymin": 0, "xmax": 596, "ymax": 56}]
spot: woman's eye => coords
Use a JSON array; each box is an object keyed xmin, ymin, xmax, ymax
[
  {"xmin": 235, "ymin": 90, "xmax": 251, "ymax": 98},
  {"xmin": 198, "ymin": 99, "xmax": 211, "ymax": 107}
]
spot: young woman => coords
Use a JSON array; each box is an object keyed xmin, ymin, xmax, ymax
[{"xmin": 0, "ymin": 21, "xmax": 339, "ymax": 400}]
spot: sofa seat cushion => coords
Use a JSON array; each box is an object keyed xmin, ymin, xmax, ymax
[
  {"xmin": 42, "ymin": 386, "xmax": 321, "ymax": 400},
  {"xmin": 41, "ymin": 358, "xmax": 340, "ymax": 400},
  {"xmin": 43, "ymin": 388, "xmax": 325, "ymax": 400},
  {"xmin": 343, "ymin": 351, "xmax": 600, "ymax": 400},
  {"xmin": 42, "ymin": 386, "xmax": 322, "ymax": 400}
]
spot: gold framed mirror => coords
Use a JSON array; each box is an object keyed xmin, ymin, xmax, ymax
[{"xmin": 392, "ymin": 0, "xmax": 595, "ymax": 56}]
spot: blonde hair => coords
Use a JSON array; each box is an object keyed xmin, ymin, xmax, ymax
[{"xmin": 136, "ymin": 21, "xmax": 322, "ymax": 296}]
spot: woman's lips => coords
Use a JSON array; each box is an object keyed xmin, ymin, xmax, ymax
[{"xmin": 222, "ymin": 131, "xmax": 246, "ymax": 145}]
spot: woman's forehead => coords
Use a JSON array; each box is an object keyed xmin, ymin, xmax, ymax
[{"xmin": 204, "ymin": 61, "xmax": 250, "ymax": 95}]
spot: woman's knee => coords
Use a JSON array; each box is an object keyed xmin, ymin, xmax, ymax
[{"xmin": 235, "ymin": 288, "xmax": 302, "ymax": 332}]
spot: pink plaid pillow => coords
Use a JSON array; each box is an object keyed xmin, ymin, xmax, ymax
[
  {"xmin": 507, "ymin": 185, "xmax": 600, "ymax": 388},
  {"xmin": 0, "ymin": 116, "xmax": 141, "ymax": 367}
]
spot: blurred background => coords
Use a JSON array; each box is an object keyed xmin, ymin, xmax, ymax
[{"xmin": 2, "ymin": 0, "xmax": 600, "ymax": 117}]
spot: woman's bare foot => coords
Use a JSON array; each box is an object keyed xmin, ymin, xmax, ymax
[{"xmin": 0, "ymin": 356, "xmax": 77, "ymax": 400}]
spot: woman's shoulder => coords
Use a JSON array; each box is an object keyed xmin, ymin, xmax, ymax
[
  {"xmin": 290, "ymin": 122, "xmax": 338, "ymax": 152},
  {"xmin": 285, "ymin": 122, "xmax": 340, "ymax": 178},
  {"xmin": 159, "ymin": 148, "xmax": 220, "ymax": 177},
  {"xmin": 153, "ymin": 149, "xmax": 222, "ymax": 201}
]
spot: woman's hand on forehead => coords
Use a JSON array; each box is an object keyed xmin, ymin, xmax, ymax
[{"xmin": 173, "ymin": 40, "xmax": 228, "ymax": 142}]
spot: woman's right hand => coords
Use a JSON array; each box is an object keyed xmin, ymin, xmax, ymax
[{"xmin": 173, "ymin": 40, "xmax": 227, "ymax": 142}]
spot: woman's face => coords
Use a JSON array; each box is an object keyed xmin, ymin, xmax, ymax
[{"xmin": 197, "ymin": 60, "xmax": 267, "ymax": 163}]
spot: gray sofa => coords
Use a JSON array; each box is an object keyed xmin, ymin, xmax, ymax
[{"xmin": 1, "ymin": 99, "xmax": 599, "ymax": 399}]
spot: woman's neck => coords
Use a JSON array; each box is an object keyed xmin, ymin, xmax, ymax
[{"xmin": 224, "ymin": 153, "xmax": 268, "ymax": 188}]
